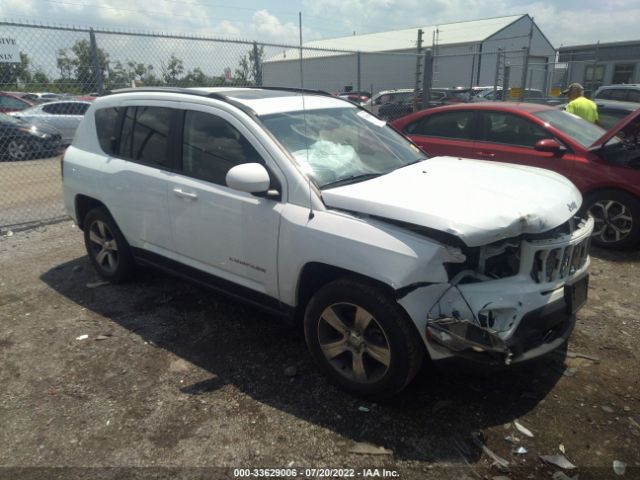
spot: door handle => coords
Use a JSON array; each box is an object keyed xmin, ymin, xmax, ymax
[
  {"xmin": 173, "ymin": 188, "xmax": 198, "ymax": 200},
  {"xmin": 476, "ymin": 151, "xmax": 496, "ymax": 158}
]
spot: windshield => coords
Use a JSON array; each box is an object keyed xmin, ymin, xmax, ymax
[
  {"xmin": 534, "ymin": 109, "xmax": 615, "ymax": 148},
  {"xmin": 260, "ymin": 107, "xmax": 426, "ymax": 189}
]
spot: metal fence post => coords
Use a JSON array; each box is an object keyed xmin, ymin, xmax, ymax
[
  {"xmin": 503, "ymin": 64, "xmax": 511, "ymax": 101},
  {"xmin": 421, "ymin": 49, "xmax": 433, "ymax": 110},
  {"xmin": 520, "ymin": 46, "xmax": 530, "ymax": 100},
  {"xmin": 493, "ymin": 48, "xmax": 502, "ymax": 99},
  {"xmin": 357, "ymin": 51, "xmax": 361, "ymax": 94},
  {"xmin": 89, "ymin": 28, "xmax": 104, "ymax": 95}
]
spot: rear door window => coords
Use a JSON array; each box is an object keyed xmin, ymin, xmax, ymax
[
  {"xmin": 407, "ymin": 110, "xmax": 475, "ymax": 140},
  {"xmin": 627, "ymin": 90, "xmax": 640, "ymax": 103}
]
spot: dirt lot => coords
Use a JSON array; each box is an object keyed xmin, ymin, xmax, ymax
[
  {"xmin": 0, "ymin": 222, "xmax": 639, "ymax": 480},
  {"xmin": 0, "ymin": 158, "xmax": 65, "ymax": 228}
]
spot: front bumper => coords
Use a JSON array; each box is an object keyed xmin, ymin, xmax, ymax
[{"xmin": 398, "ymin": 215, "xmax": 593, "ymax": 366}]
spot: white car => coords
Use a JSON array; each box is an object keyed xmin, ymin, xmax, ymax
[
  {"xmin": 10, "ymin": 100, "xmax": 91, "ymax": 145},
  {"xmin": 63, "ymin": 87, "xmax": 593, "ymax": 397}
]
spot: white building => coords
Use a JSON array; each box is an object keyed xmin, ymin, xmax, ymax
[{"xmin": 263, "ymin": 14, "xmax": 556, "ymax": 95}]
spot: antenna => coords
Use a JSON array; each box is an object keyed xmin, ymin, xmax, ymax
[{"xmin": 299, "ymin": 11, "xmax": 314, "ymax": 220}]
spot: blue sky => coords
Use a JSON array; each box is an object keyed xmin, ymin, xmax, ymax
[{"xmin": 1, "ymin": 0, "xmax": 638, "ymax": 47}]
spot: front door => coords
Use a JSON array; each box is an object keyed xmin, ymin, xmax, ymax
[
  {"xmin": 167, "ymin": 105, "xmax": 282, "ymax": 299},
  {"xmin": 474, "ymin": 111, "xmax": 575, "ymax": 179}
]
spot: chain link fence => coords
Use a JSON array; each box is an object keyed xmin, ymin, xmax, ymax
[
  {"xmin": 0, "ymin": 20, "xmax": 421, "ymax": 229},
  {"xmin": 1, "ymin": 20, "xmax": 593, "ymax": 231}
]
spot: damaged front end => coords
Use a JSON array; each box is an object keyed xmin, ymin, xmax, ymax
[{"xmin": 401, "ymin": 213, "xmax": 594, "ymax": 366}]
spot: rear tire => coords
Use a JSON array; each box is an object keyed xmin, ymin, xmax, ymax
[
  {"xmin": 304, "ymin": 278, "xmax": 424, "ymax": 398},
  {"xmin": 83, "ymin": 207, "xmax": 135, "ymax": 283},
  {"xmin": 585, "ymin": 190, "xmax": 640, "ymax": 249}
]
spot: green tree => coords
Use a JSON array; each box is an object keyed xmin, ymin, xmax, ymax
[
  {"xmin": 234, "ymin": 42, "xmax": 264, "ymax": 85},
  {"xmin": 161, "ymin": 55, "xmax": 184, "ymax": 85},
  {"xmin": 56, "ymin": 39, "xmax": 109, "ymax": 93}
]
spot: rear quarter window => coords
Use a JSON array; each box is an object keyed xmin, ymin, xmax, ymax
[{"xmin": 94, "ymin": 107, "xmax": 121, "ymax": 155}]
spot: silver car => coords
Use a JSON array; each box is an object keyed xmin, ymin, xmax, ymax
[{"xmin": 9, "ymin": 100, "xmax": 91, "ymax": 145}]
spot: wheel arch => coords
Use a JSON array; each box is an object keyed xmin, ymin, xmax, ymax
[
  {"xmin": 295, "ymin": 262, "xmax": 396, "ymax": 319},
  {"xmin": 75, "ymin": 195, "xmax": 108, "ymax": 230}
]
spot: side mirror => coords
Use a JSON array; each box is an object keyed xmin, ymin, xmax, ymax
[
  {"xmin": 534, "ymin": 138, "xmax": 565, "ymax": 154},
  {"xmin": 226, "ymin": 163, "xmax": 271, "ymax": 193}
]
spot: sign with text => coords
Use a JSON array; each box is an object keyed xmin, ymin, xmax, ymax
[{"xmin": 0, "ymin": 37, "xmax": 21, "ymax": 63}]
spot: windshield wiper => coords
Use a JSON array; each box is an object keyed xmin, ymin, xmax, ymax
[
  {"xmin": 395, "ymin": 157, "xmax": 428, "ymax": 170},
  {"xmin": 321, "ymin": 173, "xmax": 383, "ymax": 189}
]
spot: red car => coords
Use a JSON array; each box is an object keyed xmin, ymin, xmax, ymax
[
  {"xmin": 392, "ymin": 102, "xmax": 640, "ymax": 248},
  {"xmin": 0, "ymin": 92, "xmax": 34, "ymax": 113}
]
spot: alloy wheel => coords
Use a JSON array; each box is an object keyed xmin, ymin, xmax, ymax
[
  {"xmin": 88, "ymin": 220, "xmax": 119, "ymax": 274},
  {"xmin": 7, "ymin": 140, "xmax": 28, "ymax": 161},
  {"xmin": 589, "ymin": 200, "xmax": 633, "ymax": 244},
  {"xmin": 317, "ymin": 303, "xmax": 391, "ymax": 384}
]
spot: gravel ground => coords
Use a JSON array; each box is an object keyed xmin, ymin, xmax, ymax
[{"xmin": 0, "ymin": 221, "xmax": 639, "ymax": 480}]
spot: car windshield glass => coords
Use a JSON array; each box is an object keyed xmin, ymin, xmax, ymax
[
  {"xmin": 260, "ymin": 107, "xmax": 426, "ymax": 189},
  {"xmin": 534, "ymin": 109, "xmax": 617, "ymax": 148}
]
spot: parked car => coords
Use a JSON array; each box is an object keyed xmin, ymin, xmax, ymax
[
  {"xmin": 63, "ymin": 87, "xmax": 592, "ymax": 397},
  {"xmin": 0, "ymin": 113, "xmax": 62, "ymax": 161},
  {"xmin": 10, "ymin": 100, "xmax": 92, "ymax": 145},
  {"xmin": 0, "ymin": 92, "xmax": 34, "ymax": 113},
  {"xmin": 392, "ymin": 102, "xmax": 640, "ymax": 248},
  {"xmin": 337, "ymin": 91, "xmax": 371, "ymax": 106},
  {"xmin": 19, "ymin": 92, "xmax": 63, "ymax": 104},
  {"xmin": 378, "ymin": 88, "xmax": 471, "ymax": 121},
  {"xmin": 364, "ymin": 89, "xmax": 415, "ymax": 115},
  {"xmin": 594, "ymin": 84, "xmax": 640, "ymax": 103},
  {"xmin": 595, "ymin": 100, "xmax": 640, "ymax": 130}
]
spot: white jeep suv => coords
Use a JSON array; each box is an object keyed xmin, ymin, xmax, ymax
[{"xmin": 63, "ymin": 87, "xmax": 593, "ymax": 397}]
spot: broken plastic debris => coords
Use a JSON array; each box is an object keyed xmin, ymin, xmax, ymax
[
  {"xmin": 559, "ymin": 444, "xmax": 566, "ymax": 454},
  {"xmin": 5, "ymin": 230, "xmax": 13, "ymax": 237},
  {"xmin": 601, "ymin": 405, "xmax": 614, "ymax": 413},
  {"xmin": 471, "ymin": 432, "xmax": 509, "ymax": 472},
  {"xmin": 504, "ymin": 435, "xmax": 520, "ymax": 444},
  {"xmin": 86, "ymin": 280, "xmax": 110, "ymax": 288},
  {"xmin": 284, "ymin": 366, "xmax": 297, "ymax": 377},
  {"xmin": 613, "ymin": 460, "xmax": 627, "ymax": 476},
  {"xmin": 75, "ymin": 334, "xmax": 89, "ymax": 341},
  {"xmin": 347, "ymin": 442, "xmax": 392, "ymax": 455},
  {"xmin": 358, "ymin": 406, "xmax": 370, "ymax": 412},
  {"xmin": 515, "ymin": 446, "xmax": 528, "ymax": 455},
  {"xmin": 95, "ymin": 335, "xmax": 110, "ymax": 341},
  {"xmin": 514, "ymin": 420, "xmax": 534, "ymax": 438},
  {"xmin": 540, "ymin": 455, "xmax": 577, "ymax": 470}
]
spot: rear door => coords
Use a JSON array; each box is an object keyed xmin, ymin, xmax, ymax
[
  {"xmin": 96, "ymin": 103, "xmax": 176, "ymax": 255},
  {"xmin": 474, "ymin": 110, "xmax": 575, "ymax": 178},
  {"xmin": 405, "ymin": 109, "xmax": 477, "ymax": 157}
]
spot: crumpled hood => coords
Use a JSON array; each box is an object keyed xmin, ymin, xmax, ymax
[{"xmin": 322, "ymin": 157, "xmax": 582, "ymax": 247}]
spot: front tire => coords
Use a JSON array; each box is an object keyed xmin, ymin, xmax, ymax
[
  {"xmin": 304, "ymin": 278, "xmax": 424, "ymax": 398},
  {"xmin": 586, "ymin": 190, "xmax": 640, "ymax": 249},
  {"xmin": 83, "ymin": 207, "xmax": 135, "ymax": 283}
]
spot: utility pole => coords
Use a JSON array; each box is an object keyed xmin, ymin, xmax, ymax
[
  {"xmin": 414, "ymin": 28, "xmax": 424, "ymax": 111},
  {"xmin": 520, "ymin": 17, "xmax": 534, "ymax": 100},
  {"xmin": 421, "ymin": 49, "xmax": 433, "ymax": 110}
]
